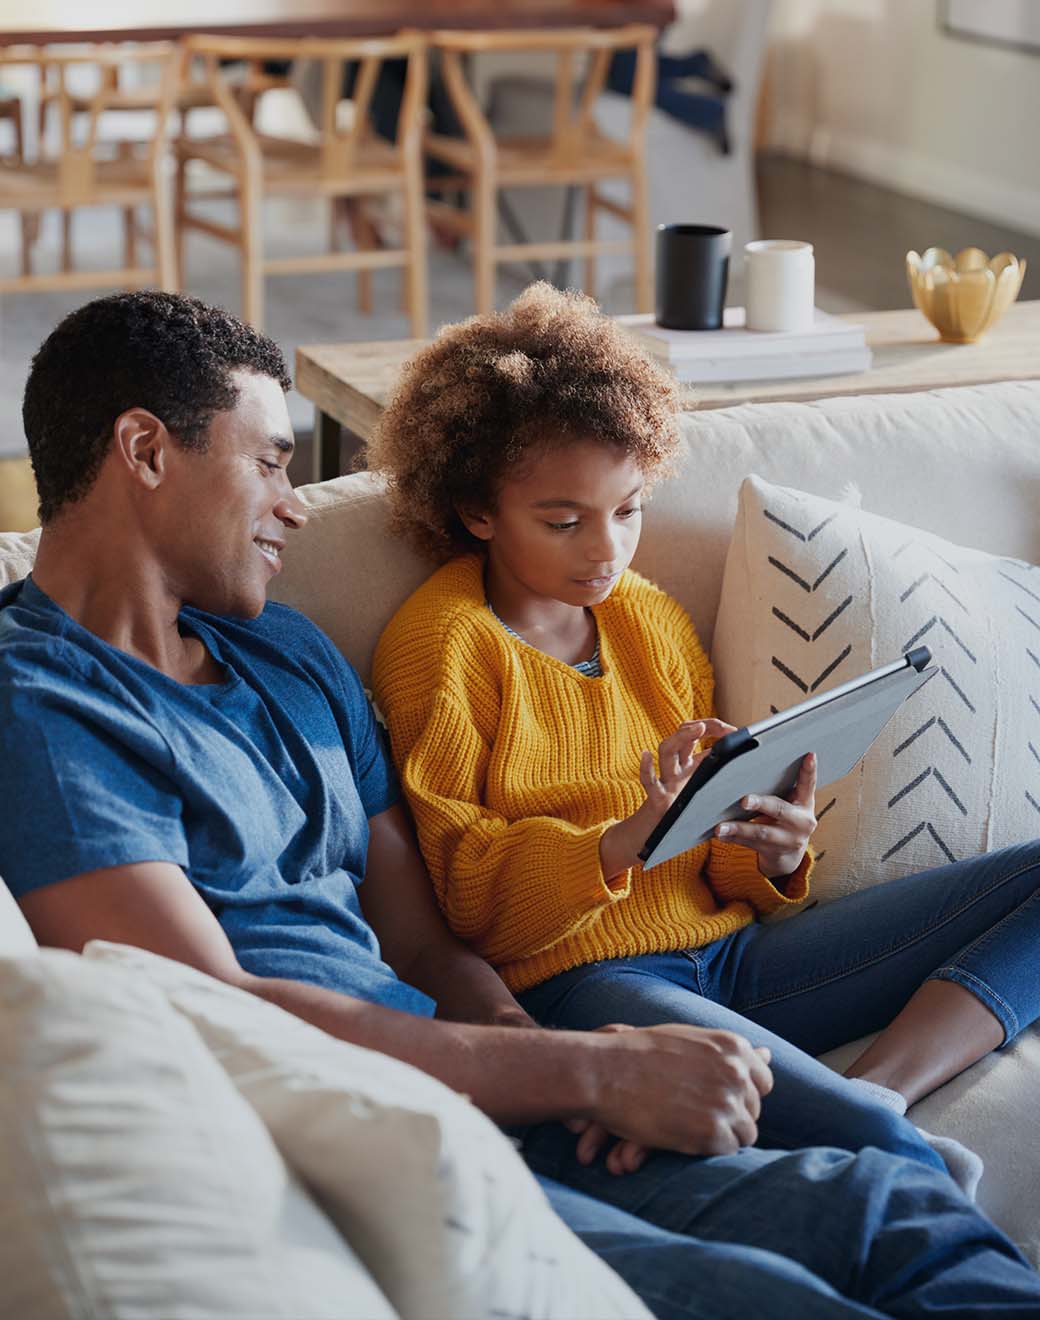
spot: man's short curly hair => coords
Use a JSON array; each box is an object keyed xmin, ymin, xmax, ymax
[
  {"xmin": 23, "ymin": 290, "xmax": 291, "ymax": 523},
  {"xmin": 367, "ymin": 282, "xmax": 683, "ymax": 559}
]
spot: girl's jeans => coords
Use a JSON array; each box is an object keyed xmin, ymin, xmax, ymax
[{"xmin": 519, "ymin": 839, "xmax": 1040, "ymax": 1170}]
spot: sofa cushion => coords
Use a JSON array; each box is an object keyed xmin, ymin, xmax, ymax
[
  {"xmin": 819, "ymin": 1029, "xmax": 1040, "ymax": 1267},
  {"xmin": 712, "ymin": 474, "xmax": 1040, "ymax": 902},
  {"xmin": 0, "ymin": 949, "xmax": 396, "ymax": 1319},
  {"xmin": 85, "ymin": 940, "xmax": 652, "ymax": 1320}
]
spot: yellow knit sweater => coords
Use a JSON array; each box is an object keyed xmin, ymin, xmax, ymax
[{"xmin": 373, "ymin": 555, "xmax": 812, "ymax": 993}]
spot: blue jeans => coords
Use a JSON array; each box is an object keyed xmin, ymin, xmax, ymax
[
  {"xmin": 520, "ymin": 840, "xmax": 1040, "ymax": 1170},
  {"xmin": 526, "ymin": 1135, "xmax": 1040, "ymax": 1318}
]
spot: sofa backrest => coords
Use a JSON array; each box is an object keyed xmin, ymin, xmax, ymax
[
  {"xmin": 268, "ymin": 379, "xmax": 1040, "ymax": 682},
  {"xmin": 2, "ymin": 380, "xmax": 1038, "ymax": 686}
]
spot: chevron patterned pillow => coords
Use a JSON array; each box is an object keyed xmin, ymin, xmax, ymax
[{"xmin": 712, "ymin": 475, "xmax": 1040, "ymax": 905}]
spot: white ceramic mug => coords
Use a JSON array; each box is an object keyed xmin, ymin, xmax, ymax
[{"xmin": 744, "ymin": 239, "xmax": 815, "ymax": 332}]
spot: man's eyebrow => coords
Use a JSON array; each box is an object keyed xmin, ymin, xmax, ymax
[
  {"xmin": 269, "ymin": 436, "xmax": 294, "ymax": 455},
  {"xmin": 530, "ymin": 484, "xmax": 643, "ymax": 510}
]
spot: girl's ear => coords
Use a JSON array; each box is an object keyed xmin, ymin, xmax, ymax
[{"xmin": 457, "ymin": 505, "xmax": 494, "ymax": 542}]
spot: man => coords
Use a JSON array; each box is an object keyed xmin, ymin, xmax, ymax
[{"xmin": 1, "ymin": 291, "xmax": 1038, "ymax": 1320}]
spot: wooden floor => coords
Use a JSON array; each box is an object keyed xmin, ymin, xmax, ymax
[{"xmin": 757, "ymin": 154, "xmax": 1040, "ymax": 311}]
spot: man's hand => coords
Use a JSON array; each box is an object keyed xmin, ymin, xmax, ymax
[
  {"xmin": 716, "ymin": 752, "xmax": 818, "ymax": 881},
  {"xmin": 600, "ymin": 719, "xmax": 736, "ymax": 880},
  {"xmin": 577, "ymin": 1022, "xmax": 773, "ymax": 1163}
]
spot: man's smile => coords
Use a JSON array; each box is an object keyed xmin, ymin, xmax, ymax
[{"xmin": 255, "ymin": 537, "xmax": 284, "ymax": 572}]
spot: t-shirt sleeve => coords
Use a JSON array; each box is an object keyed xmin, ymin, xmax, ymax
[
  {"xmin": 0, "ymin": 684, "xmax": 189, "ymax": 898},
  {"xmin": 312, "ymin": 631, "xmax": 399, "ymax": 820}
]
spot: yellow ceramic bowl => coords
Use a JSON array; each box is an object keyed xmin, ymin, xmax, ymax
[{"xmin": 906, "ymin": 247, "xmax": 1026, "ymax": 343}]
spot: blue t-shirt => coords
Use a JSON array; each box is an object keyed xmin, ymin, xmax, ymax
[{"xmin": 0, "ymin": 577, "xmax": 434, "ymax": 1017}]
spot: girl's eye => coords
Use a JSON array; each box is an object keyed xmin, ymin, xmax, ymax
[
  {"xmin": 546, "ymin": 521, "xmax": 580, "ymax": 531},
  {"xmin": 618, "ymin": 505, "xmax": 643, "ymax": 519}
]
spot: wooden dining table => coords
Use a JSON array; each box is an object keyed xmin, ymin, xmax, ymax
[{"xmin": 0, "ymin": 0, "xmax": 675, "ymax": 44}]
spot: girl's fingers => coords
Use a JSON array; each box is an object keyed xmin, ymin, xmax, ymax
[
  {"xmin": 696, "ymin": 718, "xmax": 737, "ymax": 739},
  {"xmin": 792, "ymin": 751, "xmax": 818, "ymax": 807},
  {"xmin": 715, "ymin": 820, "xmax": 799, "ymax": 848}
]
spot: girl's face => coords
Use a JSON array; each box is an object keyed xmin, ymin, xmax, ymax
[{"xmin": 462, "ymin": 437, "xmax": 645, "ymax": 609}]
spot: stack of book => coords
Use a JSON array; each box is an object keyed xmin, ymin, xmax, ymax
[{"xmin": 617, "ymin": 307, "xmax": 873, "ymax": 383}]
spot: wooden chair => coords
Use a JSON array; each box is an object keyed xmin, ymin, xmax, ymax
[
  {"xmin": 175, "ymin": 33, "xmax": 428, "ymax": 335},
  {"xmin": 0, "ymin": 43, "xmax": 179, "ymax": 295},
  {"xmin": 0, "ymin": 84, "xmax": 34, "ymax": 276},
  {"xmin": 424, "ymin": 26, "xmax": 657, "ymax": 315},
  {"xmin": 33, "ymin": 45, "xmax": 291, "ymax": 277}
]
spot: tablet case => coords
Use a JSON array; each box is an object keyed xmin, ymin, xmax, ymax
[{"xmin": 639, "ymin": 648, "xmax": 936, "ymax": 870}]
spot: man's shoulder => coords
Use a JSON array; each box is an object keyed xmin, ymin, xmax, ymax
[
  {"xmin": 189, "ymin": 597, "xmax": 324, "ymax": 642},
  {"xmin": 0, "ymin": 578, "xmax": 91, "ymax": 687}
]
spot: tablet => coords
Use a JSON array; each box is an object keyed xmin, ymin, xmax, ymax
[{"xmin": 638, "ymin": 647, "xmax": 937, "ymax": 870}]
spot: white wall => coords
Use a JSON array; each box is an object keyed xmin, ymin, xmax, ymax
[{"xmin": 760, "ymin": 0, "xmax": 1040, "ymax": 237}]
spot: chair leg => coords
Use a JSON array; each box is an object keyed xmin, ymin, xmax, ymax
[
  {"xmin": 328, "ymin": 195, "xmax": 342, "ymax": 253},
  {"xmin": 349, "ymin": 199, "xmax": 376, "ymax": 316},
  {"xmin": 123, "ymin": 207, "xmax": 137, "ymax": 275},
  {"xmin": 472, "ymin": 172, "xmax": 496, "ymax": 316},
  {"xmin": 7, "ymin": 103, "xmax": 32, "ymax": 276},
  {"xmin": 18, "ymin": 214, "xmax": 34, "ymax": 277},
  {"xmin": 630, "ymin": 159, "xmax": 652, "ymax": 315},
  {"xmin": 402, "ymin": 172, "xmax": 427, "ymax": 339},
  {"xmin": 239, "ymin": 175, "xmax": 264, "ymax": 329},
  {"xmin": 174, "ymin": 155, "xmax": 189, "ymax": 289},
  {"xmin": 61, "ymin": 210, "xmax": 73, "ymax": 272},
  {"xmin": 153, "ymin": 164, "xmax": 178, "ymax": 293},
  {"xmin": 584, "ymin": 185, "xmax": 598, "ymax": 299}
]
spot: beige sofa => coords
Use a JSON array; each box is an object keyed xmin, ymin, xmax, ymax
[{"xmin": 2, "ymin": 377, "xmax": 1039, "ymax": 1309}]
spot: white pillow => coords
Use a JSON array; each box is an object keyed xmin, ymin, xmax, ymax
[
  {"xmin": 713, "ymin": 475, "xmax": 1040, "ymax": 903},
  {"xmin": 0, "ymin": 879, "xmax": 36, "ymax": 955},
  {"xmin": 84, "ymin": 941, "xmax": 651, "ymax": 1320},
  {"xmin": 0, "ymin": 949, "xmax": 396, "ymax": 1320},
  {"xmin": 0, "ymin": 526, "xmax": 41, "ymax": 589}
]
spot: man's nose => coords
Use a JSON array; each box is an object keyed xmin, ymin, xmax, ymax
[{"xmin": 273, "ymin": 488, "xmax": 308, "ymax": 530}]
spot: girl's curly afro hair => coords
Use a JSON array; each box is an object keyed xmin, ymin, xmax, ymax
[{"xmin": 366, "ymin": 282, "xmax": 683, "ymax": 560}]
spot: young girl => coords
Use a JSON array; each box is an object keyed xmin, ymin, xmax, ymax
[{"xmin": 370, "ymin": 283, "xmax": 1040, "ymax": 1191}]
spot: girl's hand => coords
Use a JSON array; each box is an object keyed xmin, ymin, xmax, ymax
[
  {"xmin": 600, "ymin": 719, "xmax": 736, "ymax": 880},
  {"xmin": 715, "ymin": 752, "xmax": 818, "ymax": 881}
]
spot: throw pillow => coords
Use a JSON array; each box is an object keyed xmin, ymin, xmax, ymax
[
  {"xmin": 712, "ymin": 475, "xmax": 1040, "ymax": 903},
  {"xmin": 0, "ymin": 527, "xmax": 40, "ymax": 590},
  {"xmin": 85, "ymin": 940, "xmax": 652, "ymax": 1320},
  {"xmin": 0, "ymin": 878, "xmax": 36, "ymax": 955},
  {"xmin": 0, "ymin": 949, "xmax": 396, "ymax": 1319}
]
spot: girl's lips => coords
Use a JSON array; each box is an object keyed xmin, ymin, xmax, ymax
[{"xmin": 575, "ymin": 573, "xmax": 618, "ymax": 588}]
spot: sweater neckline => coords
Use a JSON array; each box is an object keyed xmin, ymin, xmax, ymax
[{"xmin": 461, "ymin": 554, "xmax": 615, "ymax": 682}]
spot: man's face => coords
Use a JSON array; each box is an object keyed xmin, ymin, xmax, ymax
[{"xmin": 159, "ymin": 369, "xmax": 306, "ymax": 618}]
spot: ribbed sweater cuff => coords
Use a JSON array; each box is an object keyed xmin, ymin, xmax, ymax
[{"xmin": 710, "ymin": 844, "xmax": 813, "ymax": 915}]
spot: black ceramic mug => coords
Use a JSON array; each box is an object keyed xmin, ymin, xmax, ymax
[{"xmin": 655, "ymin": 224, "xmax": 731, "ymax": 330}]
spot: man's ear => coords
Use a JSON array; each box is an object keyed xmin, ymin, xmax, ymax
[
  {"xmin": 457, "ymin": 505, "xmax": 494, "ymax": 542},
  {"xmin": 111, "ymin": 407, "xmax": 170, "ymax": 492}
]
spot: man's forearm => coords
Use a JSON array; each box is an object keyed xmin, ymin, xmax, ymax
[{"xmin": 239, "ymin": 969, "xmax": 592, "ymax": 1122}]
